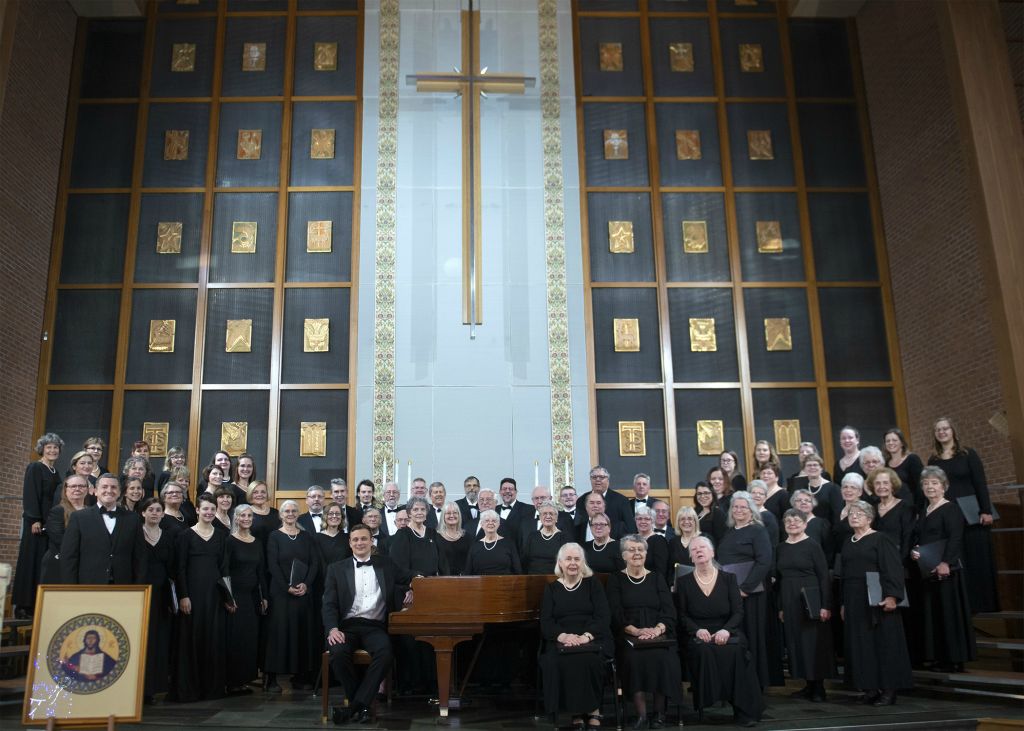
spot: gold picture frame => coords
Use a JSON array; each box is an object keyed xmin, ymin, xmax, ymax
[
  {"xmin": 747, "ymin": 129, "xmax": 774, "ymax": 160},
  {"xmin": 310, "ymin": 128, "xmax": 336, "ymax": 159},
  {"xmin": 236, "ymin": 129, "xmax": 262, "ymax": 160},
  {"xmin": 774, "ymin": 419, "xmax": 801, "ymax": 455},
  {"xmin": 141, "ymin": 422, "xmax": 169, "ymax": 457},
  {"xmin": 618, "ymin": 421, "xmax": 646, "ymax": 457},
  {"xmin": 675, "ymin": 129, "xmax": 702, "ymax": 160},
  {"xmin": 231, "ymin": 221, "xmax": 257, "ymax": 254},
  {"xmin": 696, "ymin": 419, "xmax": 724, "ymax": 456},
  {"xmin": 603, "ymin": 129, "xmax": 628, "ymax": 160},
  {"xmin": 22, "ymin": 586, "xmax": 151, "ymax": 725},
  {"xmin": 300, "ymin": 421, "xmax": 328, "ymax": 457},
  {"xmin": 689, "ymin": 317, "xmax": 717, "ymax": 352},
  {"xmin": 739, "ymin": 43, "xmax": 764, "ymax": 72},
  {"xmin": 170, "ymin": 43, "xmax": 195, "ymax": 72},
  {"xmin": 756, "ymin": 220, "xmax": 783, "ymax": 254},
  {"xmin": 163, "ymin": 130, "xmax": 189, "ymax": 161}
]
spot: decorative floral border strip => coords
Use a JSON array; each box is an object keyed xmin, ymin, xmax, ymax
[
  {"xmin": 538, "ymin": 0, "xmax": 575, "ymax": 485},
  {"xmin": 371, "ymin": 0, "xmax": 400, "ymax": 486}
]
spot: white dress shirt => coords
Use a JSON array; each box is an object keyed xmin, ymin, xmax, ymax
[{"xmin": 346, "ymin": 558, "xmax": 386, "ymax": 622}]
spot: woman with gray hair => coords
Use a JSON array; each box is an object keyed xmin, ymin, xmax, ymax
[
  {"xmin": 389, "ymin": 495, "xmax": 450, "ymax": 576},
  {"xmin": 224, "ymin": 504, "xmax": 268, "ymax": 693},
  {"xmin": 13, "ymin": 432, "xmax": 64, "ymax": 618},
  {"xmin": 714, "ymin": 491, "xmax": 775, "ymax": 689},
  {"xmin": 607, "ymin": 535, "xmax": 681, "ymax": 728},
  {"xmin": 790, "ymin": 489, "xmax": 833, "ymax": 566},
  {"xmin": 834, "ymin": 472, "xmax": 867, "ymax": 551},
  {"xmin": 633, "ymin": 504, "xmax": 670, "ymax": 583},
  {"xmin": 521, "ymin": 500, "xmax": 569, "ymax": 574},
  {"xmin": 840, "ymin": 500, "xmax": 912, "ymax": 705},
  {"xmin": 465, "ymin": 508, "xmax": 521, "ymax": 574}
]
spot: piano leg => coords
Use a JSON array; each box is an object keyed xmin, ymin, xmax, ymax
[{"xmin": 418, "ymin": 635, "xmax": 472, "ymax": 717}]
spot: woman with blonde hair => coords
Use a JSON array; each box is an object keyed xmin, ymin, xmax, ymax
[{"xmin": 224, "ymin": 504, "xmax": 268, "ymax": 693}]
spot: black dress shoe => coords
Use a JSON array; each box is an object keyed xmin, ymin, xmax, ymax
[
  {"xmin": 872, "ymin": 690, "xmax": 897, "ymax": 706},
  {"xmin": 331, "ymin": 706, "xmax": 352, "ymax": 725},
  {"xmin": 349, "ymin": 707, "xmax": 371, "ymax": 723},
  {"xmin": 809, "ymin": 690, "xmax": 827, "ymax": 703},
  {"xmin": 631, "ymin": 716, "xmax": 648, "ymax": 730},
  {"xmin": 649, "ymin": 712, "xmax": 665, "ymax": 729},
  {"xmin": 789, "ymin": 686, "xmax": 812, "ymax": 699},
  {"xmin": 856, "ymin": 691, "xmax": 880, "ymax": 704},
  {"xmin": 732, "ymin": 713, "xmax": 757, "ymax": 727}
]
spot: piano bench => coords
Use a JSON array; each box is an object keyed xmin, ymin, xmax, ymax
[{"xmin": 318, "ymin": 650, "xmax": 393, "ymax": 724}]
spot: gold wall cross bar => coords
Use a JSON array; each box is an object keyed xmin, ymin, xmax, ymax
[{"xmin": 407, "ymin": 2, "xmax": 535, "ymax": 333}]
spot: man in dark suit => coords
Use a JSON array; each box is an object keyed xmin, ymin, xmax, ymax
[
  {"xmin": 577, "ymin": 465, "xmax": 633, "ymax": 536},
  {"xmin": 495, "ymin": 477, "xmax": 530, "ymax": 534},
  {"xmin": 297, "ymin": 484, "xmax": 327, "ymax": 534},
  {"xmin": 652, "ymin": 499, "xmax": 675, "ymax": 539},
  {"xmin": 356, "ymin": 479, "xmax": 378, "ymax": 513},
  {"xmin": 455, "ymin": 475, "xmax": 481, "ymax": 526},
  {"xmin": 625, "ymin": 472, "xmax": 654, "ymax": 534},
  {"xmin": 574, "ymin": 492, "xmax": 626, "ymax": 543},
  {"xmin": 361, "ymin": 508, "xmax": 389, "ymax": 555},
  {"xmin": 424, "ymin": 482, "xmax": 447, "ymax": 529},
  {"xmin": 517, "ymin": 486, "xmax": 557, "ymax": 548},
  {"xmin": 379, "ymin": 482, "xmax": 403, "ymax": 537},
  {"xmin": 329, "ymin": 478, "xmax": 363, "ymax": 532},
  {"xmin": 324, "ymin": 524, "xmax": 414, "ymax": 725},
  {"xmin": 61, "ymin": 474, "xmax": 147, "ymax": 584},
  {"xmin": 556, "ymin": 485, "xmax": 579, "ymax": 533},
  {"xmin": 466, "ymin": 489, "xmax": 511, "ymax": 539}
]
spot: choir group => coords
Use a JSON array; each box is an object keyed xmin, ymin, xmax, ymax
[{"xmin": 10, "ymin": 415, "xmax": 998, "ymax": 727}]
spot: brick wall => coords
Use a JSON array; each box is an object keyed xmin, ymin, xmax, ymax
[
  {"xmin": 0, "ymin": 1, "xmax": 77, "ymax": 566},
  {"xmin": 856, "ymin": 1, "xmax": 1018, "ymax": 490}
]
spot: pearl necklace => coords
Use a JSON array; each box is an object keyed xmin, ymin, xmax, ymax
[
  {"xmin": 695, "ymin": 568, "xmax": 717, "ymax": 586},
  {"xmin": 850, "ymin": 530, "xmax": 871, "ymax": 543},
  {"xmin": 483, "ymin": 538, "xmax": 498, "ymax": 551},
  {"xmin": 591, "ymin": 539, "xmax": 609, "ymax": 552},
  {"xmin": 282, "ymin": 528, "xmax": 300, "ymax": 540},
  {"xmin": 562, "ymin": 578, "xmax": 583, "ymax": 592},
  {"xmin": 539, "ymin": 530, "xmax": 558, "ymax": 541},
  {"xmin": 626, "ymin": 571, "xmax": 647, "ymax": 585}
]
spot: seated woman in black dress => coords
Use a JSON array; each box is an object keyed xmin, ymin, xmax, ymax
[
  {"xmin": 777, "ymin": 509, "xmax": 834, "ymax": 702},
  {"xmin": 540, "ymin": 542, "xmax": 612, "ymax": 729},
  {"xmin": 693, "ymin": 483, "xmax": 726, "ymax": 543},
  {"xmin": 607, "ymin": 535, "xmax": 681, "ymax": 729},
  {"xmin": 840, "ymin": 500, "xmax": 912, "ymax": 706},
  {"xmin": 465, "ymin": 509, "xmax": 521, "ymax": 575},
  {"xmin": 521, "ymin": 501, "xmax": 569, "ymax": 574},
  {"xmin": 583, "ymin": 513, "xmax": 624, "ymax": 574},
  {"xmin": 675, "ymin": 536, "xmax": 763, "ymax": 727},
  {"xmin": 910, "ymin": 466, "xmax": 976, "ymax": 672}
]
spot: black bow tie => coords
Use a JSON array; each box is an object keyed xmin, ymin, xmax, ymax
[
  {"xmin": 99, "ymin": 506, "xmax": 117, "ymax": 515},
  {"xmin": 636, "ymin": 499, "xmax": 647, "ymax": 505},
  {"xmin": 654, "ymin": 528, "xmax": 666, "ymax": 535},
  {"xmin": 386, "ymin": 507, "xmax": 399, "ymax": 513},
  {"xmin": 355, "ymin": 559, "xmax": 372, "ymax": 568},
  {"xmin": 498, "ymin": 505, "xmax": 510, "ymax": 513}
]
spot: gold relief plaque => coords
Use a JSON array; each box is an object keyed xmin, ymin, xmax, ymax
[
  {"xmin": 675, "ymin": 129, "xmax": 702, "ymax": 160},
  {"xmin": 618, "ymin": 421, "xmax": 647, "ymax": 457},
  {"xmin": 142, "ymin": 423, "xmax": 169, "ymax": 457},
  {"xmin": 225, "ymin": 319, "xmax": 252, "ymax": 353},
  {"xmin": 603, "ymin": 129, "xmax": 629, "ymax": 160},
  {"xmin": 156, "ymin": 222, "xmax": 182, "ymax": 254},
  {"xmin": 608, "ymin": 220, "xmax": 634, "ymax": 254},
  {"xmin": 696, "ymin": 419, "xmax": 725, "ymax": 456},
  {"xmin": 300, "ymin": 421, "xmax": 328, "ymax": 457},
  {"xmin": 747, "ymin": 130, "xmax": 774, "ymax": 160},
  {"xmin": 231, "ymin": 221, "xmax": 257, "ymax": 254},
  {"xmin": 756, "ymin": 220, "xmax": 783, "ymax": 253},
  {"xmin": 237, "ymin": 129, "xmax": 262, "ymax": 160},
  {"xmin": 613, "ymin": 318, "xmax": 640, "ymax": 352},
  {"xmin": 774, "ymin": 419, "xmax": 802, "ymax": 455},
  {"xmin": 599, "ymin": 42, "xmax": 623, "ymax": 72},
  {"xmin": 171, "ymin": 43, "xmax": 196, "ymax": 72},
  {"xmin": 314, "ymin": 42, "xmax": 338, "ymax": 71},
  {"xmin": 221, "ymin": 422, "xmax": 248, "ymax": 456},
  {"xmin": 148, "ymin": 320, "xmax": 176, "ymax": 353},
  {"xmin": 304, "ymin": 318, "xmax": 330, "ymax": 352},
  {"xmin": 739, "ymin": 43, "xmax": 764, "ymax": 72},
  {"xmin": 689, "ymin": 317, "xmax": 717, "ymax": 352},
  {"xmin": 764, "ymin": 317, "xmax": 793, "ymax": 351},
  {"xmin": 164, "ymin": 130, "xmax": 190, "ymax": 160},
  {"xmin": 242, "ymin": 42, "xmax": 266, "ymax": 71},
  {"xmin": 682, "ymin": 220, "xmax": 709, "ymax": 254},
  {"xmin": 310, "ymin": 129, "xmax": 336, "ymax": 159},
  {"xmin": 307, "ymin": 220, "xmax": 333, "ymax": 253},
  {"xmin": 669, "ymin": 42, "xmax": 694, "ymax": 72}
]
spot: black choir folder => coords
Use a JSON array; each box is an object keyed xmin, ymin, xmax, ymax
[
  {"xmin": 800, "ymin": 585, "xmax": 822, "ymax": 619},
  {"xmin": 720, "ymin": 561, "xmax": 764, "ymax": 593},
  {"xmin": 865, "ymin": 571, "xmax": 909, "ymax": 608},
  {"xmin": 956, "ymin": 495, "xmax": 1000, "ymax": 525},
  {"xmin": 289, "ymin": 559, "xmax": 309, "ymax": 588},
  {"xmin": 916, "ymin": 540, "xmax": 962, "ymax": 578}
]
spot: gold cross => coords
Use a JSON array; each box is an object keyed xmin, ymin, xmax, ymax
[{"xmin": 408, "ymin": 2, "xmax": 534, "ymax": 332}]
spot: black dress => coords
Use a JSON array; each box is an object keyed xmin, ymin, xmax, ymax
[
  {"xmin": 874, "ymin": 500, "xmax": 916, "ymax": 562},
  {"xmin": 839, "ymin": 531, "xmax": 913, "ymax": 691},
  {"xmin": 803, "ymin": 517, "xmax": 833, "ymax": 568},
  {"xmin": 265, "ymin": 530, "xmax": 321, "ymax": 677},
  {"xmin": 40, "ymin": 505, "xmax": 73, "ymax": 583},
  {"xmin": 436, "ymin": 532, "xmax": 473, "ymax": 575},
  {"xmin": 606, "ymin": 571, "xmax": 681, "ymax": 699},
  {"xmin": 889, "ymin": 453, "xmax": 924, "ymax": 509},
  {"xmin": 675, "ymin": 571, "xmax": 763, "ymax": 721},
  {"xmin": 314, "ymin": 531, "xmax": 351, "ymax": 567},
  {"xmin": 171, "ymin": 528, "xmax": 228, "ymax": 701},
  {"xmin": 914, "ymin": 502, "xmax": 976, "ymax": 665},
  {"xmin": 763, "ymin": 488, "xmax": 789, "ymax": 524},
  {"xmin": 224, "ymin": 535, "xmax": 267, "ymax": 688},
  {"xmin": 641, "ymin": 534, "xmax": 669, "ymax": 584},
  {"xmin": 667, "ymin": 534, "xmax": 709, "ymax": 574},
  {"xmin": 928, "ymin": 449, "xmax": 999, "ymax": 613},
  {"xmin": 143, "ymin": 528, "xmax": 176, "ymax": 697},
  {"xmin": 521, "ymin": 530, "xmax": 568, "ymax": 575},
  {"xmin": 539, "ymin": 577, "xmax": 612, "ymax": 715},
  {"xmin": 13, "ymin": 461, "xmax": 61, "ymax": 609},
  {"xmin": 159, "ymin": 511, "xmax": 193, "ymax": 535},
  {"xmin": 715, "ymin": 523, "xmax": 775, "ymax": 688},
  {"xmin": 388, "ymin": 526, "xmax": 450, "ymax": 576},
  {"xmin": 464, "ymin": 538, "xmax": 522, "ymax": 575},
  {"xmin": 250, "ymin": 508, "xmax": 281, "ymax": 547},
  {"xmin": 833, "ymin": 456, "xmax": 865, "ymax": 484},
  {"xmin": 584, "ymin": 539, "xmax": 624, "ymax": 574},
  {"xmin": 697, "ymin": 507, "xmax": 727, "ymax": 543},
  {"xmin": 776, "ymin": 538, "xmax": 835, "ymax": 681}
]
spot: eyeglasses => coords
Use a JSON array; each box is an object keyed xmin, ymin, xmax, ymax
[{"xmin": 591, "ymin": 522, "xmax": 610, "ymax": 528}]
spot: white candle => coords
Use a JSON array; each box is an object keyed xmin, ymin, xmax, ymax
[
  {"xmin": 393, "ymin": 462, "xmax": 399, "ymax": 486},
  {"xmin": 407, "ymin": 461, "xmax": 412, "ymax": 496},
  {"xmin": 382, "ymin": 461, "xmax": 387, "ymax": 485},
  {"xmin": 534, "ymin": 461, "xmax": 539, "ymax": 488},
  {"xmin": 549, "ymin": 460, "xmax": 554, "ymax": 495},
  {"xmin": 564, "ymin": 457, "xmax": 570, "ymax": 486}
]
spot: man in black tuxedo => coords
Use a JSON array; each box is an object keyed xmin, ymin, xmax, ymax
[
  {"xmin": 556, "ymin": 485, "xmax": 578, "ymax": 533},
  {"xmin": 329, "ymin": 478, "xmax": 363, "ymax": 532},
  {"xmin": 517, "ymin": 486, "xmax": 555, "ymax": 548},
  {"xmin": 626, "ymin": 472, "xmax": 654, "ymax": 533},
  {"xmin": 466, "ymin": 489, "xmax": 511, "ymax": 539},
  {"xmin": 424, "ymin": 482, "xmax": 447, "ymax": 529},
  {"xmin": 577, "ymin": 465, "xmax": 633, "ymax": 535},
  {"xmin": 495, "ymin": 477, "xmax": 530, "ymax": 533},
  {"xmin": 361, "ymin": 508, "xmax": 389, "ymax": 555},
  {"xmin": 61, "ymin": 474, "xmax": 147, "ymax": 584},
  {"xmin": 297, "ymin": 484, "xmax": 327, "ymax": 534},
  {"xmin": 455, "ymin": 475, "xmax": 481, "ymax": 526},
  {"xmin": 574, "ymin": 492, "xmax": 625, "ymax": 543},
  {"xmin": 324, "ymin": 524, "xmax": 414, "ymax": 725},
  {"xmin": 379, "ymin": 482, "xmax": 403, "ymax": 536},
  {"xmin": 356, "ymin": 479, "xmax": 378, "ymax": 513},
  {"xmin": 651, "ymin": 499, "xmax": 675, "ymax": 539}
]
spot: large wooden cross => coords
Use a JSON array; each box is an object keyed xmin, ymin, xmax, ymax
[{"xmin": 408, "ymin": 2, "xmax": 534, "ymax": 334}]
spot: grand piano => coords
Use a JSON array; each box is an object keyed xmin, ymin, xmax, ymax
[{"xmin": 388, "ymin": 574, "xmax": 553, "ymax": 717}]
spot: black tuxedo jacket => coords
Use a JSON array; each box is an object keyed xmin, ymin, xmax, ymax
[
  {"xmin": 61, "ymin": 506, "xmax": 147, "ymax": 584},
  {"xmin": 579, "ymin": 489, "xmax": 634, "ymax": 534},
  {"xmin": 321, "ymin": 555, "xmax": 414, "ymax": 632},
  {"xmin": 298, "ymin": 511, "xmax": 325, "ymax": 535},
  {"xmin": 557, "ymin": 510, "xmax": 578, "ymax": 534},
  {"xmin": 496, "ymin": 500, "xmax": 530, "ymax": 532},
  {"xmin": 455, "ymin": 497, "xmax": 480, "ymax": 527},
  {"xmin": 425, "ymin": 505, "xmax": 446, "ymax": 530},
  {"xmin": 378, "ymin": 505, "xmax": 402, "ymax": 537}
]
